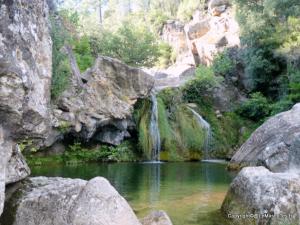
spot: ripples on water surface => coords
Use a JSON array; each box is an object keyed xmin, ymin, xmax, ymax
[{"xmin": 31, "ymin": 162, "xmax": 234, "ymax": 225}]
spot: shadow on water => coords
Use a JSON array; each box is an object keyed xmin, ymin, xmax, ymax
[{"xmin": 31, "ymin": 162, "xmax": 234, "ymax": 225}]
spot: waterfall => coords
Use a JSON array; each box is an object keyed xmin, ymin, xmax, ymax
[
  {"xmin": 188, "ymin": 107, "xmax": 212, "ymax": 159},
  {"xmin": 149, "ymin": 93, "xmax": 161, "ymax": 161}
]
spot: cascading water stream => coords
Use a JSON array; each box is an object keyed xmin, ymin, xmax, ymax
[
  {"xmin": 188, "ymin": 107, "xmax": 212, "ymax": 159},
  {"xmin": 149, "ymin": 93, "xmax": 161, "ymax": 161}
]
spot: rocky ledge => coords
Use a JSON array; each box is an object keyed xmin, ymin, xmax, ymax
[
  {"xmin": 54, "ymin": 55, "xmax": 154, "ymax": 145},
  {"xmin": 0, "ymin": 176, "xmax": 173, "ymax": 225}
]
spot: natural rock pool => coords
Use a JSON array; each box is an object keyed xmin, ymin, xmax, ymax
[{"xmin": 31, "ymin": 162, "xmax": 234, "ymax": 225}]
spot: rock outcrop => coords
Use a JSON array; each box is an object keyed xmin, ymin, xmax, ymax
[
  {"xmin": 161, "ymin": 0, "xmax": 239, "ymax": 66},
  {"xmin": 144, "ymin": 64, "xmax": 195, "ymax": 90},
  {"xmin": 0, "ymin": 0, "xmax": 56, "ymax": 146},
  {"xmin": 54, "ymin": 56, "xmax": 154, "ymax": 144},
  {"xmin": 230, "ymin": 103, "xmax": 300, "ymax": 172},
  {"xmin": 141, "ymin": 211, "xmax": 173, "ymax": 225},
  {"xmin": 222, "ymin": 167, "xmax": 300, "ymax": 225},
  {"xmin": 0, "ymin": 176, "xmax": 141, "ymax": 225}
]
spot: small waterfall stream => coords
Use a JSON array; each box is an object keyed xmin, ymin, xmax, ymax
[
  {"xmin": 188, "ymin": 107, "xmax": 212, "ymax": 159},
  {"xmin": 149, "ymin": 93, "xmax": 161, "ymax": 161}
]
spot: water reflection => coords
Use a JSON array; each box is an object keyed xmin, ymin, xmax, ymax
[{"xmin": 31, "ymin": 162, "xmax": 233, "ymax": 225}]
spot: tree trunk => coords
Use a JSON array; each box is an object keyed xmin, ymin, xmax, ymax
[{"xmin": 99, "ymin": 0, "xmax": 103, "ymax": 27}]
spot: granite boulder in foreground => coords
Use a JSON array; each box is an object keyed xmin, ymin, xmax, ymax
[
  {"xmin": 0, "ymin": 177, "xmax": 141, "ymax": 225},
  {"xmin": 0, "ymin": 176, "xmax": 174, "ymax": 225},
  {"xmin": 222, "ymin": 166, "xmax": 300, "ymax": 225}
]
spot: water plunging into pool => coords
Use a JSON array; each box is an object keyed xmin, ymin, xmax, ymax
[{"xmin": 149, "ymin": 93, "xmax": 161, "ymax": 161}]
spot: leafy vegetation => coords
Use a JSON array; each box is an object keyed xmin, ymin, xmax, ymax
[
  {"xmin": 182, "ymin": 65, "xmax": 223, "ymax": 105},
  {"xmin": 27, "ymin": 141, "xmax": 140, "ymax": 166},
  {"xmin": 90, "ymin": 22, "xmax": 161, "ymax": 67},
  {"xmin": 50, "ymin": 16, "xmax": 72, "ymax": 99}
]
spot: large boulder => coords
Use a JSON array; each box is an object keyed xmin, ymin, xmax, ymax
[
  {"xmin": 0, "ymin": 176, "xmax": 141, "ymax": 225},
  {"xmin": 222, "ymin": 167, "xmax": 300, "ymax": 225},
  {"xmin": 231, "ymin": 103, "xmax": 300, "ymax": 172},
  {"xmin": 0, "ymin": 0, "xmax": 56, "ymax": 146},
  {"xmin": 54, "ymin": 56, "xmax": 154, "ymax": 144}
]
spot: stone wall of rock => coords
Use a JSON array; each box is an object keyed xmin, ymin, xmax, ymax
[
  {"xmin": 230, "ymin": 103, "xmax": 300, "ymax": 172},
  {"xmin": 0, "ymin": 0, "xmax": 56, "ymax": 146}
]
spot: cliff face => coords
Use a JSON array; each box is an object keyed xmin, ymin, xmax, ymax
[
  {"xmin": 0, "ymin": 0, "xmax": 53, "ymax": 216},
  {"xmin": 0, "ymin": 0, "xmax": 55, "ymax": 145},
  {"xmin": 161, "ymin": 0, "xmax": 239, "ymax": 66},
  {"xmin": 0, "ymin": 0, "xmax": 155, "ymax": 217}
]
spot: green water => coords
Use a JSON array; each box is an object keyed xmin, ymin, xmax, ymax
[{"xmin": 31, "ymin": 162, "xmax": 234, "ymax": 225}]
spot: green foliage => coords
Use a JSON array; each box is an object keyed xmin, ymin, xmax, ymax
[
  {"xmin": 156, "ymin": 42, "xmax": 174, "ymax": 68},
  {"xmin": 234, "ymin": 0, "xmax": 300, "ymax": 97},
  {"xmin": 241, "ymin": 47, "xmax": 282, "ymax": 95},
  {"xmin": 237, "ymin": 92, "xmax": 271, "ymax": 122},
  {"xmin": 157, "ymin": 97, "xmax": 175, "ymax": 152},
  {"xmin": 64, "ymin": 141, "xmax": 139, "ymax": 163},
  {"xmin": 134, "ymin": 99, "xmax": 152, "ymax": 159},
  {"xmin": 288, "ymin": 66, "xmax": 300, "ymax": 103},
  {"xmin": 50, "ymin": 16, "xmax": 71, "ymax": 99},
  {"xmin": 182, "ymin": 65, "xmax": 222, "ymax": 104},
  {"xmin": 212, "ymin": 51, "xmax": 235, "ymax": 76},
  {"xmin": 91, "ymin": 22, "xmax": 160, "ymax": 67},
  {"xmin": 177, "ymin": 0, "xmax": 205, "ymax": 22},
  {"xmin": 174, "ymin": 106, "xmax": 205, "ymax": 153},
  {"xmin": 73, "ymin": 35, "xmax": 95, "ymax": 72},
  {"xmin": 18, "ymin": 139, "xmax": 37, "ymax": 153}
]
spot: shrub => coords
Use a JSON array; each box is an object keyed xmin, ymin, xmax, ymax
[
  {"xmin": 156, "ymin": 42, "xmax": 174, "ymax": 68},
  {"xmin": 73, "ymin": 36, "xmax": 94, "ymax": 72},
  {"xmin": 182, "ymin": 65, "xmax": 222, "ymax": 104},
  {"xmin": 90, "ymin": 22, "xmax": 161, "ymax": 67},
  {"xmin": 212, "ymin": 51, "xmax": 235, "ymax": 76},
  {"xmin": 237, "ymin": 92, "xmax": 271, "ymax": 121}
]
